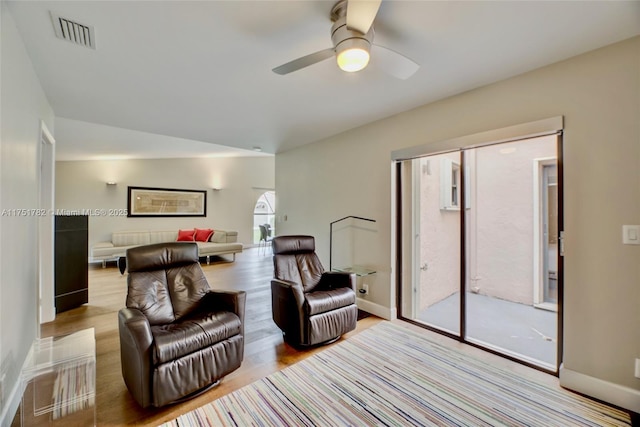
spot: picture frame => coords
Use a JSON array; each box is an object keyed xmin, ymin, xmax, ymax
[{"xmin": 127, "ymin": 186, "xmax": 207, "ymax": 217}]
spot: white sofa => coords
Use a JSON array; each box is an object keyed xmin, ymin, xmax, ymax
[{"xmin": 91, "ymin": 229, "xmax": 243, "ymax": 266}]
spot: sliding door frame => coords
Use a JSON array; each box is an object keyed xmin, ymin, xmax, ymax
[
  {"xmin": 460, "ymin": 150, "xmax": 467, "ymax": 341},
  {"xmin": 556, "ymin": 133, "xmax": 565, "ymax": 371},
  {"xmin": 392, "ymin": 117, "xmax": 564, "ymax": 375}
]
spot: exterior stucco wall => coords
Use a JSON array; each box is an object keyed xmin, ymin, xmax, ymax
[
  {"xmin": 418, "ymin": 136, "xmax": 556, "ymax": 309},
  {"xmin": 419, "ymin": 153, "xmax": 461, "ymax": 309},
  {"xmin": 470, "ymin": 136, "xmax": 556, "ymax": 304}
]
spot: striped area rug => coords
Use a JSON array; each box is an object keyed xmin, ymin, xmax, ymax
[{"xmin": 160, "ymin": 322, "xmax": 630, "ymax": 426}]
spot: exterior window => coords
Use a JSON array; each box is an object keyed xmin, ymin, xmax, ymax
[
  {"xmin": 451, "ymin": 164, "xmax": 460, "ymax": 207},
  {"xmin": 440, "ymin": 159, "xmax": 461, "ymax": 210}
]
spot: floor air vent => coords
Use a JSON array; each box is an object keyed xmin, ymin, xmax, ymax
[{"xmin": 50, "ymin": 12, "xmax": 96, "ymax": 49}]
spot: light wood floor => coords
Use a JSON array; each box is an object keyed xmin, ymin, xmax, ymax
[{"xmin": 35, "ymin": 247, "xmax": 382, "ymax": 426}]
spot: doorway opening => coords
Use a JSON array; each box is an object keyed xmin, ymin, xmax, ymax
[
  {"xmin": 253, "ymin": 191, "xmax": 275, "ymax": 245},
  {"xmin": 39, "ymin": 121, "xmax": 55, "ymax": 325}
]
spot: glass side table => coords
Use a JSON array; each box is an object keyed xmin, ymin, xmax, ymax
[
  {"xmin": 332, "ymin": 266, "xmax": 377, "ymax": 297},
  {"xmin": 331, "ymin": 266, "xmax": 377, "ymax": 277},
  {"xmin": 21, "ymin": 328, "xmax": 96, "ymax": 426}
]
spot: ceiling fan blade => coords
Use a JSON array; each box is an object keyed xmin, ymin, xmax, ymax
[
  {"xmin": 346, "ymin": 0, "xmax": 382, "ymax": 34},
  {"xmin": 272, "ymin": 48, "xmax": 335, "ymax": 75},
  {"xmin": 371, "ymin": 44, "xmax": 419, "ymax": 80}
]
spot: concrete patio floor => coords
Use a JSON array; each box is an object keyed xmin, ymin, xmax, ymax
[{"xmin": 417, "ymin": 292, "xmax": 557, "ymax": 369}]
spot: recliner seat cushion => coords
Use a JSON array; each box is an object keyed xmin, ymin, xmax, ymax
[
  {"xmin": 304, "ymin": 287, "xmax": 356, "ymax": 315},
  {"xmin": 151, "ymin": 311, "xmax": 241, "ymax": 364}
]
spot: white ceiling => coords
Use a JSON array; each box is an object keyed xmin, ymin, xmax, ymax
[{"xmin": 7, "ymin": 1, "xmax": 640, "ymax": 160}]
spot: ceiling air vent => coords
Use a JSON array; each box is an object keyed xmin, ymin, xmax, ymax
[{"xmin": 50, "ymin": 12, "xmax": 96, "ymax": 49}]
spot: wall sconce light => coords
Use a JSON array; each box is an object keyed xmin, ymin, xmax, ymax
[
  {"xmin": 212, "ymin": 187, "xmax": 222, "ymax": 191},
  {"xmin": 106, "ymin": 181, "xmax": 117, "ymax": 186}
]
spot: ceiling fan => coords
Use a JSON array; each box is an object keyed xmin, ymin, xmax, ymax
[{"xmin": 272, "ymin": 0, "xmax": 419, "ymax": 80}]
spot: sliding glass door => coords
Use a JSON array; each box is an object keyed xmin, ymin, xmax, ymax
[
  {"xmin": 396, "ymin": 131, "xmax": 562, "ymax": 373},
  {"xmin": 464, "ymin": 137, "xmax": 558, "ymax": 370}
]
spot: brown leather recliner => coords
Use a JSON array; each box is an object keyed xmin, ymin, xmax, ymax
[
  {"xmin": 271, "ymin": 235, "xmax": 357, "ymax": 346},
  {"xmin": 118, "ymin": 242, "xmax": 245, "ymax": 408}
]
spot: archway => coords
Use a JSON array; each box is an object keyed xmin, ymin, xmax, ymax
[{"xmin": 253, "ymin": 191, "xmax": 275, "ymax": 244}]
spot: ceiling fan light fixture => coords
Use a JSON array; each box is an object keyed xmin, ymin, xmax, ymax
[
  {"xmin": 335, "ymin": 38, "xmax": 370, "ymax": 72},
  {"xmin": 272, "ymin": 0, "xmax": 419, "ymax": 78},
  {"xmin": 337, "ymin": 47, "xmax": 369, "ymax": 72}
]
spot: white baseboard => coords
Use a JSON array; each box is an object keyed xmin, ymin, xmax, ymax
[
  {"xmin": 356, "ymin": 298, "xmax": 396, "ymax": 320},
  {"xmin": 0, "ymin": 375, "xmax": 24, "ymax": 427},
  {"xmin": 559, "ymin": 364, "xmax": 640, "ymax": 414}
]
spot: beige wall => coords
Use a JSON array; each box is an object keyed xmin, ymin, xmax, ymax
[
  {"xmin": 0, "ymin": 3, "xmax": 55, "ymax": 423},
  {"xmin": 276, "ymin": 36, "xmax": 640, "ymax": 408},
  {"xmin": 55, "ymin": 156, "xmax": 274, "ymax": 250}
]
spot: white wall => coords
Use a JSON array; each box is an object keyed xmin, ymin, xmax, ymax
[
  {"xmin": 276, "ymin": 36, "xmax": 640, "ymax": 411},
  {"xmin": 55, "ymin": 156, "xmax": 274, "ymax": 249},
  {"xmin": 0, "ymin": 3, "xmax": 55, "ymax": 424}
]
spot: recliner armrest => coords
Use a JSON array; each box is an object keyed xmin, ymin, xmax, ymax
[
  {"xmin": 319, "ymin": 271, "xmax": 356, "ymax": 291},
  {"xmin": 271, "ymin": 278, "xmax": 305, "ymax": 309},
  {"xmin": 271, "ymin": 278, "xmax": 306, "ymax": 342},
  {"xmin": 201, "ymin": 290, "xmax": 247, "ymax": 335},
  {"xmin": 118, "ymin": 308, "xmax": 154, "ymax": 408}
]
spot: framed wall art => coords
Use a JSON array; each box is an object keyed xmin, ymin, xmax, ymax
[{"xmin": 127, "ymin": 186, "xmax": 207, "ymax": 217}]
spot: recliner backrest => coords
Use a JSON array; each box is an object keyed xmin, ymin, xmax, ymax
[
  {"xmin": 272, "ymin": 235, "xmax": 324, "ymax": 292},
  {"xmin": 126, "ymin": 242, "xmax": 210, "ymax": 325}
]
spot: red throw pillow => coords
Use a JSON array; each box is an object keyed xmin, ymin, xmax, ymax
[
  {"xmin": 176, "ymin": 229, "xmax": 195, "ymax": 241},
  {"xmin": 194, "ymin": 228, "xmax": 214, "ymax": 242}
]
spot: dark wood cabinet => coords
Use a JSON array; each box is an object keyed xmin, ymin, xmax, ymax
[{"xmin": 55, "ymin": 215, "xmax": 88, "ymax": 313}]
